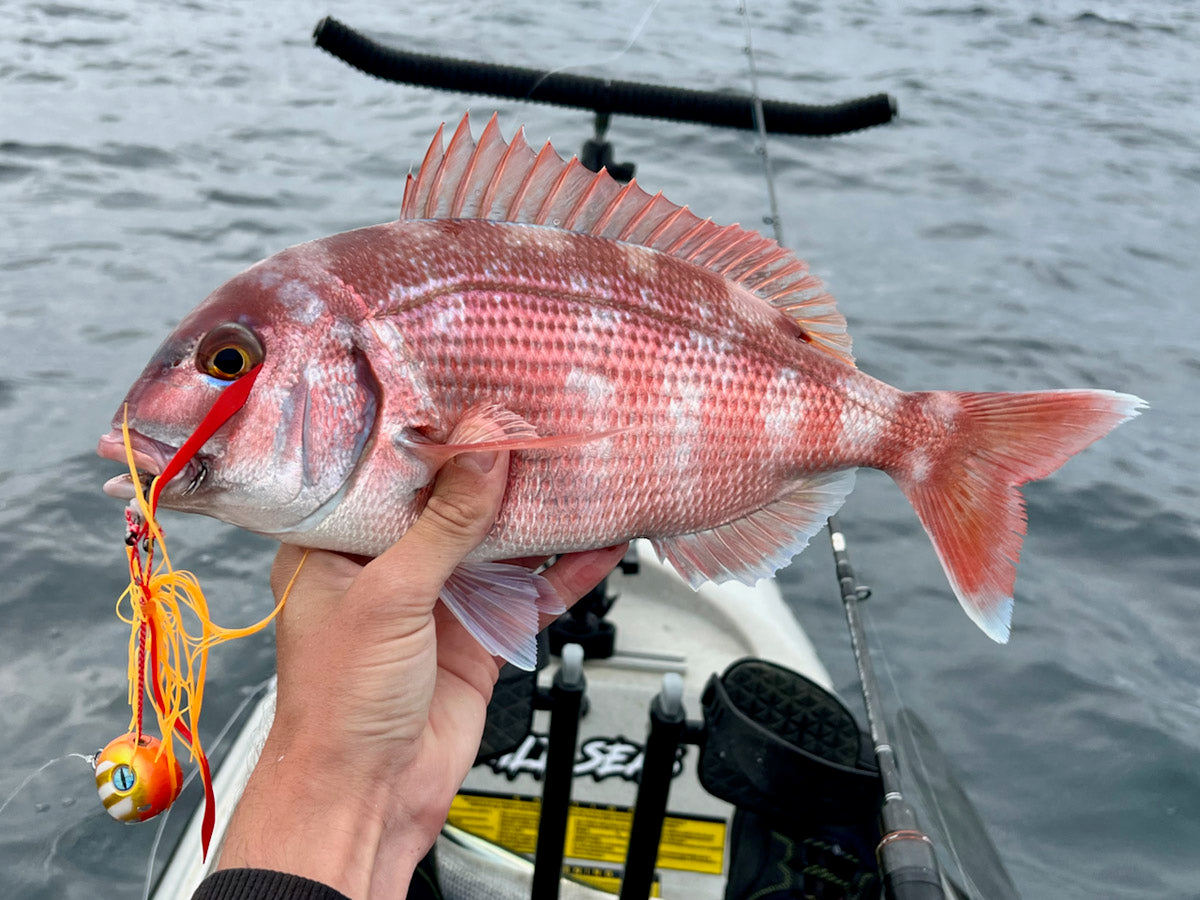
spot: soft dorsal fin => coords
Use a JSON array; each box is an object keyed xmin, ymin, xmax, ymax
[{"xmin": 402, "ymin": 113, "xmax": 853, "ymax": 365}]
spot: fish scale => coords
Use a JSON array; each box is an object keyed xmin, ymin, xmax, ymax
[
  {"xmin": 98, "ymin": 113, "xmax": 1143, "ymax": 668},
  {"xmin": 397, "ymin": 232, "xmax": 825, "ymax": 539}
]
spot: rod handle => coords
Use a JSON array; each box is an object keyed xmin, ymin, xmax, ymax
[{"xmin": 878, "ymin": 829, "xmax": 945, "ymax": 900}]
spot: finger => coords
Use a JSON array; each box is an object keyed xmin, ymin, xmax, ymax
[
  {"xmin": 536, "ymin": 543, "xmax": 630, "ymax": 630},
  {"xmin": 499, "ymin": 555, "xmax": 551, "ymax": 569},
  {"xmin": 359, "ymin": 448, "xmax": 512, "ymax": 604}
]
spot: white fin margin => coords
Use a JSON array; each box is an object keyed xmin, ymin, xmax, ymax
[{"xmin": 651, "ymin": 469, "xmax": 856, "ymax": 588}]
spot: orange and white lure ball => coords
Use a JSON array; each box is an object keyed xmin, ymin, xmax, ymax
[{"xmin": 94, "ymin": 733, "xmax": 182, "ymax": 823}]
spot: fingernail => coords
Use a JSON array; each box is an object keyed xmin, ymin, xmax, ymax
[{"xmin": 457, "ymin": 450, "xmax": 498, "ymax": 473}]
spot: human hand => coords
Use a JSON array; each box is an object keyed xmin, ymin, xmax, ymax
[{"xmin": 215, "ymin": 447, "xmax": 628, "ymax": 898}]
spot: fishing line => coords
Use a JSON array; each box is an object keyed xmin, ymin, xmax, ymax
[
  {"xmin": 524, "ymin": 0, "xmax": 663, "ymax": 98},
  {"xmin": 737, "ymin": 0, "xmax": 785, "ymax": 247},
  {"xmin": 140, "ymin": 675, "xmax": 275, "ymax": 900},
  {"xmin": 0, "ymin": 754, "xmax": 95, "ymax": 820},
  {"xmin": 0, "ymin": 755, "xmax": 96, "ymax": 879}
]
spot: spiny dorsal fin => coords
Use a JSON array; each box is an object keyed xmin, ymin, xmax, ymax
[{"xmin": 401, "ymin": 113, "xmax": 853, "ymax": 365}]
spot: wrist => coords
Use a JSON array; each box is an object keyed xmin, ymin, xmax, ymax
[{"xmin": 216, "ymin": 729, "xmax": 426, "ymax": 899}]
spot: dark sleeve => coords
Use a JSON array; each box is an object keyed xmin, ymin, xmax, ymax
[{"xmin": 191, "ymin": 868, "xmax": 352, "ymax": 900}]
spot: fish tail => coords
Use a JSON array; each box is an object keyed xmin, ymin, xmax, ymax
[{"xmin": 891, "ymin": 389, "xmax": 1145, "ymax": 642}]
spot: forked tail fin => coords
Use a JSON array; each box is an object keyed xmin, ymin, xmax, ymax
[{"xmin": 892, "ymin": 390, "xmax": 1144, "ymax": 642}]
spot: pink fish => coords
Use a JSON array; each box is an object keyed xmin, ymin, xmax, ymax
[{"xmin": 97, "ymin": 114, "xmax": 1143, "ymax": 668}]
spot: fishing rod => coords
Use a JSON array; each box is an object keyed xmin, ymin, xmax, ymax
[
  {"xmin": 313, "ymin": 16, "xmax": 895, "ymax": 137},
  {"xmin": 829, "ymin": 513, "xmax": 946, "ymax": 900},
  {"xmin": 727, "ymin": 7, "xmax": 945, "ymax": 895}
]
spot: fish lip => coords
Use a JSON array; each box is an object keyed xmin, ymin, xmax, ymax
[{"xmin": 96, "ymin": 429, "xmax": 201, "ymax": 500}]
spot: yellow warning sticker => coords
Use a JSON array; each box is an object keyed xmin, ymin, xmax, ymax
[
  {"xmin": 564, "ymin": 864, "xmax": 660, "ymax": 896},
  {"xmin": 447, "ymin": 791, "xmax": 726, "ymax": 876},
  {"xmin": 447, "ymin": 792, "xmax": 540, "ymax": 854}
]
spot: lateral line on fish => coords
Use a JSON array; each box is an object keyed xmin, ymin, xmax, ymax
[
  {"xmin": 371, "ymin": 271, "xmax": 701, "ymax": 332},
  {"xmin": 401, "ymin": 113, "xmax": 854, "ymax": 365}
]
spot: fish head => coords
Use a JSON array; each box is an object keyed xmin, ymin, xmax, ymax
[{"xmin": 97, "ymin": 243, "xmax": 379, "ymax": 535}]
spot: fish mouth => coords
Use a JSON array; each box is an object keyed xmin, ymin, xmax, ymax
[{"xmin": 96, "ymin": 430, "xmax": 206, "ymax": 501}]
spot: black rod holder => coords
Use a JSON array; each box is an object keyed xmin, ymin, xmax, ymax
[
  {"xmin": 619, "ymin": 673, "xmax": 686, "ymax": 900},
  {"xmin": 531, "ymin": 644, "xmax": 587, "ymax": 900}
]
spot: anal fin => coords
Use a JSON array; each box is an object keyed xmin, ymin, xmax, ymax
[{"xmin": 651, "ymin": 470, "xmax": 856, "ymax": 588}]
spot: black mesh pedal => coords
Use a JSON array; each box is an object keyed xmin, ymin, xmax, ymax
[
  {"xmin": 698, "ymin": 658, "xmax": 881, "ymax": 825},
  {"xmin": 474, "ymin": 662, "xmax": 537, "ymax": 764}
]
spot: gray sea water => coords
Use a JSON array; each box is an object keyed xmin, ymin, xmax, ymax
[{"xmin": 1, "ymin": 1, "xmax": 1197, "ymax": 897}]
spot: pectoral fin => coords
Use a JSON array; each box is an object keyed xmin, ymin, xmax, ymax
[{"xmin": 399, "ymin": 403, "xmax": 629, "ymax": 469}]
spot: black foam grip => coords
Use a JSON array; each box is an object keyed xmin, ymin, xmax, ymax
[{"xmin": 314, "ymin": 16, "xmax": 895, "ymax": 136}]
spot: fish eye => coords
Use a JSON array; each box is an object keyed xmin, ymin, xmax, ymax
[{"xmin": 196, "ymin": 322, "xmax": 264, "ymax": 381}]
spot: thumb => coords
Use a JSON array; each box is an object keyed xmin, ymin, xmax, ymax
[{"xmin": 363, "ymin": 448, "xmax": 511, "ymax": 599}]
